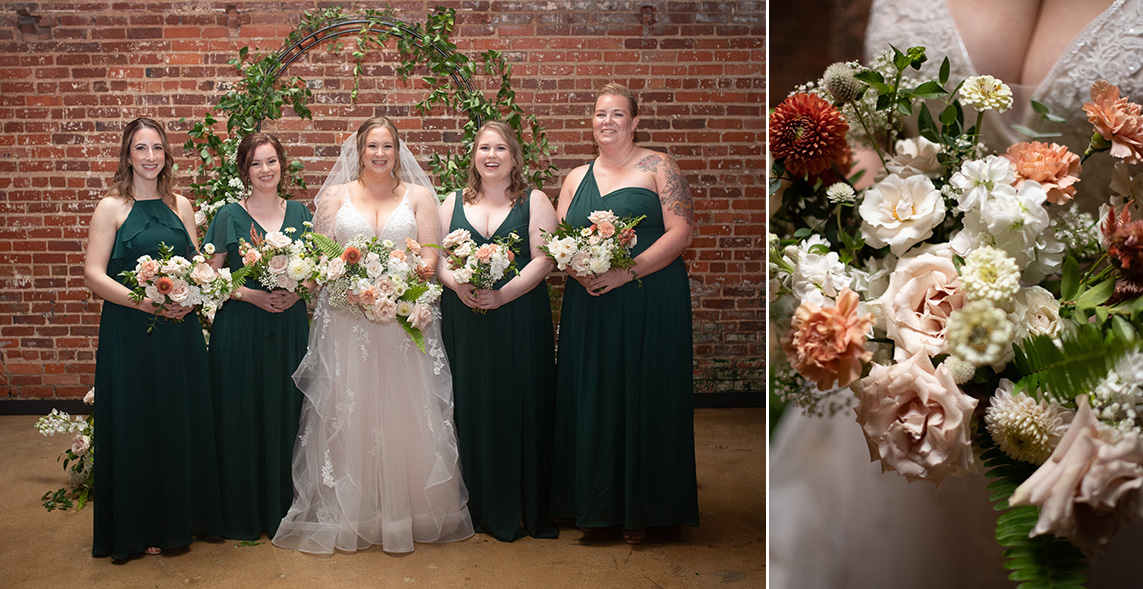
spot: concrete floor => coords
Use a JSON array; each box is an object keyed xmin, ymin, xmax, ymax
[{"xmin": 0, "ymin": 408, "xmax": 763, "ymax": 588}]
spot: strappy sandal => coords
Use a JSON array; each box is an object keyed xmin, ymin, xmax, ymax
[
  {"xmin": 144, "ymin": 547, "xmax": 162, "ymax": 555},
  {"xmin": 622, "ymin": 527, "xmax": 646, "ymax": 545}
]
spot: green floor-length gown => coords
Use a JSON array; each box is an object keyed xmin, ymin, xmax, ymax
[
  {"xmin": 440, "ymin": 193, "xmax": 559, "ymax": 541},
  {"xmin": 204, "ymin": 200, "xmax": 311, "ymax": 540},
  {"xmin": 550, "ymin": 162, "xmax": 700, "ymax": 529},
  {"xmin": 92, "ymin": 198, "xmax": 224, "ymax": 559}
]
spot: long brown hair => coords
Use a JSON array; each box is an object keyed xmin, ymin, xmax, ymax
[
  {"xmin": 111, "ymin": 117, "xmax": 177, "ymax": 209},
  {"xmin": 463, "ymin": 121, "xmax": 528, "ymax": 206},
  {"xmin": 355, "ymin": 116, "xmax": 402, "ymax": 186},
  {"xmin": 236, "ymin": 132, "xmax": 288, "ymax": 195}
]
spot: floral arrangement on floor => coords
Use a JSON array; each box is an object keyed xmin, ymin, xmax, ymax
[
  {"xmin": 539, "ymin": 209, "xmax": 644, "ymax": 277},
  {"xmin": 308, "ymin": 232, "xmax": 442, "ymax": 352},
  {"xmin": 435, "ymin": 228, "xmax": 521, "ymax": 313},
  {"xmin": 770, "ymin": 45, "xmax": 1143, "ymax": 586},
  {"xmin": 34, "ymin": 388, "xmax": 95, "ymax": 511},
  {"xmin": 232, "ymin": 224, "xmax": 316, "ymax": 302},
  {"xmin": 119, "ymin": 242, "xmax": 238, "ymax": 331}
]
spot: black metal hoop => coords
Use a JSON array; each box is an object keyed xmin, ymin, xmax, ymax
[{"xmin": 262, "ymin": 16, "xmax": 478, "ymax": 129}]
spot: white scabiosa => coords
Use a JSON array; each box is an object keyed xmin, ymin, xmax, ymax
[
  {"xmin": 960, "ymin": 246, "xmax": 1020, "ymax": 305},
  {"xmin": 945, "ymin": 300, "xmax": 1015, "ymax": 368},
  {"xmin": 985, "ymin": 379, "xmax": 1071, "ymax": 464},
  {"xmin": 825, "ymin": 182, "xmax": 856, "ymax": 205},
  {"xmin": 942, "ymin": 356, "xmax": 977, "ymax": 385}
]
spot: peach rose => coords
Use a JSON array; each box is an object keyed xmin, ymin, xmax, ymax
[
  {"xmin": 588, "ymin": 210, "xmax": 619, "ymax": 225},
  {"xmin": 375, "ymin": 276, "xmax": 396, "ymax": 298},
  {"xmin": 1005, "ymin": 141, "xmax": 1082, "ymax": 205},
  {"xmin": 854, "ymin": 352, "xmax": 978, "ymax": 486},
  {"xmin": 1011, "ymin": 395, "xmax": 1143, "ymax": 550},
  {"xmin": 878, "ymin": 252, "xmax": 964, "ymax": 360},
  {"xmin": 189, "ymin": 262, "xmax": 217, "ymax": 285},
  {"xmin": 167, "ymin": 278, "xmax": 190, "ymax": 304},
  {"xmin": 372, "ymin": 297, "xmax": 398, "ymax": 323},
  {"xmin": 407, "ymin": 302, "xmax": 433, "ymax": 330},
  {"xmin": 781, "ymin": 288, "xmax": 874, "ymax": 390},
  {"xmin": 1084, "ymin": 80, "xmax": 1143, "ymax": 164}
]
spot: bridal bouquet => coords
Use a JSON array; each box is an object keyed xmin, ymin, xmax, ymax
[
  {"xmin": 232, "ymin": 224, "xmax": 316, "ymax": 301},
  {"xmin": 119, "ymin": 242, "xmax": 237, "ymax": 331},
  {"xmin": 309, "ymin": 233, "xmax": 442, "ymax": 352},
  {"xmin": 34, "ymin": 388, "xmax": 95, "ymax": 511},
  {"xmin": 436, "ymin": 228, "xmax": 521, "ymax": 313},
  {"xmin": 539, "ymin": 209, "xmax": 644, "ymax": 277},
  {"xmin": 770, "ymin": 45, "xmax": 1143, "ymax": 585}
]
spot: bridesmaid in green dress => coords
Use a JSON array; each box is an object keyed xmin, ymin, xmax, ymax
[
  {"xmin": 204, "ymin": 133, "xmax": 311, "ymax": 540},
  {"xmin": 439, "ymin": 121, "xmax": 560, "ymax": 541},
  {"xmin": 84, "ymin": 118, "xmax": 224, "ymax": 559},
  {"xmin": 550, "ymin": 84, "xmax": 699, "ymax": 544}
]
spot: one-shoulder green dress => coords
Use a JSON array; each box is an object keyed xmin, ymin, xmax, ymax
[
  {"xmin": 440, "ymin": 193, "xmax": 559, "ymax": 541},
  {"xmin": 203, "ymin": 201, "xmax": 312, "ymax": 540},
  {"xmin": 550, "ymin": 162, "xmax": 700, "ymax": 530},
  {"xmin": 92, "ymin": 199, "xmax": 224, "ymax": 559}
]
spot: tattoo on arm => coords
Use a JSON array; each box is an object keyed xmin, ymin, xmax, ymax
[
  {"xmin": 634, "ymin": 155, "xmax": 660, "ymax": 173},
  {"xmin": 660, "ymin": 158, "xmax": 694, "ymax": 224}
]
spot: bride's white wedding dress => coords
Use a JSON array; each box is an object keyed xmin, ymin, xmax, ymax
[
  {"xmin": 272, "ymin": 189, "xmax": 474, "ymax": 555},
  {"xmin": 770, "ymin": 1, "xmax": 1143, "ymax": 587}
]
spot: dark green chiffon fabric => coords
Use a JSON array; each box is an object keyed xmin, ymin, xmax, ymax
[
  {"xmin": 440, "ymin": 194, "xmax": 559, "ymax": 541},
  {"xmin": 203, "ymin": 201, "xmax": 311, "ymax": 540},
  {"xmin": 550, "ymin": 162, "xmax": 699, "ymax": 529},
  {"xmin": 92, "ymin": 199, "xmax": 224, "ymax": 559}
]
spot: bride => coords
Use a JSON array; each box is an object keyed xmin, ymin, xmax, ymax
[{"xmin": 272, "ymin": 117, "xmax": 474, "ymax": 555}]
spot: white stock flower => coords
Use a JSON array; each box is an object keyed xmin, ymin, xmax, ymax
[
  {"xmin": 886, "ymin": 136, "xmax": 944, "ymax": 178},
  {"xmin": 1090, "ymin": 351, "xmax": 1143, "ymax": 435},
  {"xmin": 950, "ymin": 155, "xmax": 1017, "ymax": 213},
  {"xmin": 858, "ymin": 174, "xmax": 946, "ymax": 256},
  {"xmin": 789, "ymin": 235, "xmax": 852, "ymax": 304},
  {"xmin": 985, "ymin": 379, "xmax": 1071, "ymax": 464}
]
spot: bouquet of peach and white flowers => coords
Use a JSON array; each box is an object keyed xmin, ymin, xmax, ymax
[
  {"xmin": 770, "ymin": 44, "xmax": 1143, "ymax": 585},
  {"xmin": 436, "ymin": 228, "xmax": 521, "ymax": 314},
  {"xmin": 34, "ymin": 387, "xmax": 95, "ymax": 511},
  {"xmin": 232, "ymin": 224, "xmax": 316, "ymax": 302},
  {"xmin": 308, "ymin": 233, "xmax": 442, "ymax": 352},
  {"xmin": 119, "ymin": 242, "xmax": 236, "ymax": 331},
  {"xmin": 539, "ymin": 209, "xmax": 644, "ymax": 277}
]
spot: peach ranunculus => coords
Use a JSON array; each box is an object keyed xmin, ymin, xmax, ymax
[
  {"xmin": 1011, "ymin": 395, "xmax": 1143, "ymax": 551},
  {"xmin": 878, "ymin": 252, "xmax": 965, "ymax": 360},
  {"xmin": 1005, "ymin": 141, "xmax": 1082, "ymax": 205},
  {"xmin": 1084, "ymin": 80, "xmax": 1143, "ymax": 164},
  {"xmin": 853, "ymin": 352, "xmax": 978, "ymax": 486},
  {"xmin": 155, "ymin": 275, "xmax": 175, "ymax": 296},
  {"xmin": 781, "ymin": 288, "xmax": 874, "ymax": 391}
]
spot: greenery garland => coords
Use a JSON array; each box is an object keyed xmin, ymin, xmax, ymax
[{"xmin": 183, "ymin": 4, "xmax": 556, "ymax": 229}]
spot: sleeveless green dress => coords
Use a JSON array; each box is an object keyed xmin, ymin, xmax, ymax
[
  {"xmin": 92, "ymin": 199, "xmax": 224, "ymax": 559},
  {"xmin": 440, "ymin": 193, "xmax": 559, "ymax": 541},
  {"xmin": 550, "ymin": 162, "xmax": 699, "ymax": 529},
  {"xmin": 203, "ymin": 200, "xmax": 312, "ymax": 540}
]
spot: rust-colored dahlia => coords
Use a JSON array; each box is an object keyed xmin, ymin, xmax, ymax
[
  {"xmin": 1103, "ymin": 202, "xmax": 1143, "ymax": 287},
  {"xmin": 770, "ymin": 93, "xmax": 849, "ymax": 178},
  {"xmin": 1083, "ymin": 80, "xmax": 1143, "ymax": 164}
]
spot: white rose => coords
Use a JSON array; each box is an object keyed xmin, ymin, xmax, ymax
[
  {"xmin": 267, "ymin": 254, "xmax": 289, "ymax": 275},
  {"xmin": 323, "ymin": 257, "xmax": 346, "ymax": 281},
  {"xmin": 202, "ymin": 242, "xmax": 216, "ymax": 256},
  {"xmin": 167, "ymin": 278, "xmax": 191, "ymax": 304},
  {"xmin": 194, "ymin": 210, "xmax": 206, "ymax": 226},
  {"xmin": 189, "ymin": 262, "xmax": 217, "ymax": 285},
  {"xmin": 886, "ymin": 136, "xmax": 944, "ymax": 179},
  {"xmin": 588, "ymin": 209, "xmax": 619, "ymax": 224},
  {"xmin": 454, "ymin": 267, "xmax": 474, "ymax": 284},
  {"xmin": 859, "ymin": 174, "xmax": 946, "ymax": 256},
  {"xmin": 264, "ymin": 231, "xmax": 292, "ymax": 250},
  {"xmin": 1009, "ymin": 285, "xmax": 1064, "ymax": 343}
]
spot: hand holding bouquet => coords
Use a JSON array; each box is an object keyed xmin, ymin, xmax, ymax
[
  {"xmin": 231, "ymin": 224, "xmax": 316, "ymax": 302},
  {"xmin": 435, "ymin": 228, "xmax": 521, "ymax": 314},
  {"xmin": 119, "ymin": 242, "xmax": 236, "ymax": 332},
  {"xmin": 539, "ymin": 209, "xmax": 644, "ymax": 278},
  {"xmin": 309, "ymin": 233, "xmax": 442, "ymax": 353}
]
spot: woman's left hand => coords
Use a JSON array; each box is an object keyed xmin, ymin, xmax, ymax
[
  {"xmin": 473, "ymin": 289, "xmax": 506, "ymax": 310},
  {"xmin": 584, "ymin": 268, "xmax": 635, "ymax": 296},
  {"xmin": 268, "ymin": 290, "xmax": 301, "ymax": 312},
  {"xmin": 416, "ymin": 264, "xmax": 435, "ymax": 281}
]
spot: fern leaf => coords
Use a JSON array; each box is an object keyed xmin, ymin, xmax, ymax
[
  {"xmin": 309, "ymin": 233, "xmax": 344, "ymax": 259},
  {"xmin": 1012, "ymin": 323, "xmax": 1134, "ymax": 403}
]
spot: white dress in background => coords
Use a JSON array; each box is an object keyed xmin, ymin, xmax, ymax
[
  {"xmin": 272, "ymin": 190, "xmax": 474, "ymax": 555},
  {"xmin": 770, "ymin": 1, "xmax": 1143, "ymax": 586}
]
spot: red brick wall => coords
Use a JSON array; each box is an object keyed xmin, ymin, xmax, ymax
[{"xmin": 0, "ymin": 1, "xmax": 764, "ymax": 400}]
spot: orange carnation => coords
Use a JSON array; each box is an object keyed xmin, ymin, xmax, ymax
[
  {"xmin": 1005, "ymin": 141, "xmax": 1082, "ymax": 205},
  {"xmin": 1083, "ymin": 80, "xmax": 1143, "ymax": 164},
  {"xmin": 782, "ymin": 288, "xmax": 873, "ymax": 391}
]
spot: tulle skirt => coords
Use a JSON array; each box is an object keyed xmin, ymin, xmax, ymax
[{"xmin": 272, "ymin": 297, "xmax": 474, "ymax": 555}]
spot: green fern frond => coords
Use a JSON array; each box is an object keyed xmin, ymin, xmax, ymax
[
  {"xmin": 1011, "ymin": 323, "xmax": 1135, "ymax": 403},
  {"xmin": 979, "ymin": 435, "xmax": 1088, "ymax": 588},
  {"xmin": 308, "ymin": 233, "xmax": 344, "ymax": 259}
]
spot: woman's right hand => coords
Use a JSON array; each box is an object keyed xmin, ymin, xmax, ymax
[
  {"xmin": 453, "ymin": 282, "xmax": 480, "ymax": 309},
  {"xmin": 238, "ymin": 288, "xmax": 283, "ymax": 313},
  {"xmin": 148, "ymin": 300, "xmax": 194, "ymax": 319}
]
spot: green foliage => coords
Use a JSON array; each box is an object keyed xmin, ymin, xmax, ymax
[
  {"xmin": 979, "ymin": 434, "xmax": 1088, "ymax": 588},
  {"xmin": 1011, "ymin": 323, "xmax": 1136, "ymax": 403}
]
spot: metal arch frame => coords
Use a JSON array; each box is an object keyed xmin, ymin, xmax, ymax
[{"xmin": 264, "ymin": 16, "xmax": 478, "ymax": 126}]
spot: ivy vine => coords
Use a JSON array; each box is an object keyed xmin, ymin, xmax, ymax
[{"xmin": 183, "ymin": 4, "xmax": 555, "ymax": 229}]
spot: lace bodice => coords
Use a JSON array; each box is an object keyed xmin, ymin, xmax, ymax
[
  {"xmin": 865, "ymin": 0, "xmax": 1143, "ymax": 154},
  {"xmin": 334, "ymin": 191, "xmax": 419, "ymax": 246}
]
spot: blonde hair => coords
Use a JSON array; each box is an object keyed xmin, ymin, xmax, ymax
[
  {"xmin": 598, "ymin": 82, "xmax": 638, "ymax": 117},
  {"xmin": 355, "ymin": 116, "xmax": 402, "ymax": 186},
  {"xmin": 111, "ymin": 117, "xmax": 177, "ymax": 209},
  {"xmin": 236, "ymin": 132, "xmax": 288, "ymax": 194},
  {"xmin": 463, "ymin": 121, "xmax": 528, "ymax": 206}
]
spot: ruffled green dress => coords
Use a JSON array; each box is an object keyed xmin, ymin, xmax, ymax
[
  {"xmin": 440, "ymin": 194, "xmax": 559, "ymax": 541},
  {"xmin": 203, "ymin": 201, "xmax": 311, "ymax": 540},
  {"xmin": 550, "ymin": 162, "xmax": 700, "ymax": 529},
  {"xmin": 92, "ymin": 198, "xmax": 224, "ymax": 559}
]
